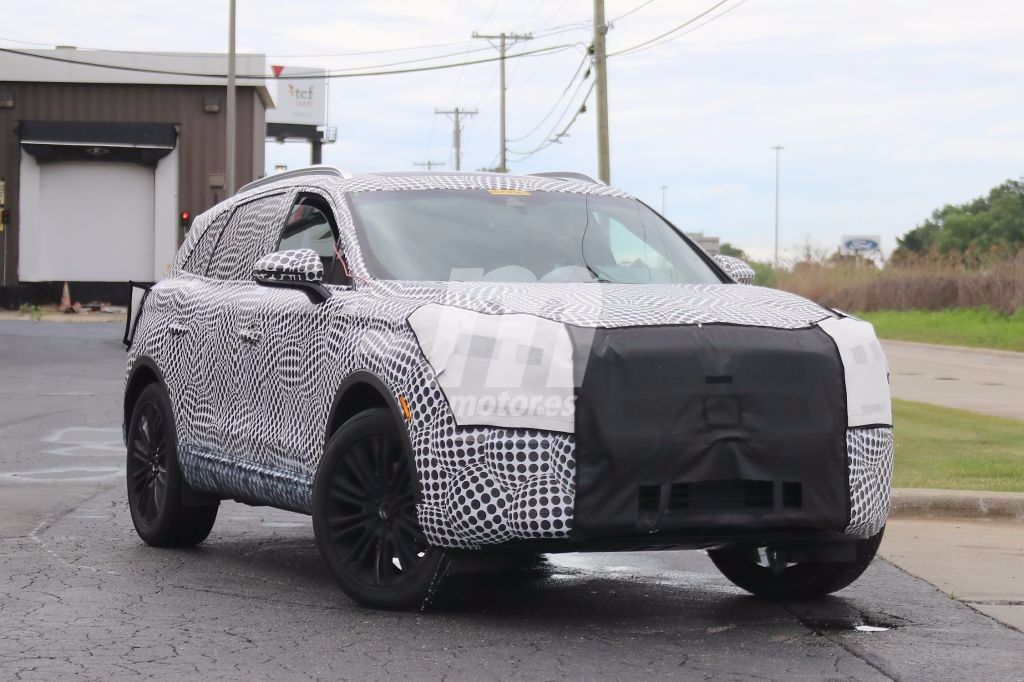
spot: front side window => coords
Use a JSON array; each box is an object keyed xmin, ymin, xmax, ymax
[
  {"xmin": 348, "ymin": 189, "xmax": 722, "ymax": 284},
  {"xmin": 277, "ymin": 195, "xmax": 347, "ymax": 285}
]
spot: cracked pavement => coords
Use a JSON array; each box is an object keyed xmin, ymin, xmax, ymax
[{"xmin": 2, "ymin": 320, "xmax": 1023, "ymax": 680}]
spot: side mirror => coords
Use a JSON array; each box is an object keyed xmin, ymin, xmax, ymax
[
  {"xmin": 712, "ymin": 254, "xmax": 755, "ymax": 285},
  {"xmin": 253, "ymin": 248, "xmax": 331, "ymax": 303}
]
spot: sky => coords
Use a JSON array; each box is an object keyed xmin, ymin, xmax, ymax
[{"xmin": 5, "ymin": 0, "xmax": 1024, "ymax": 261}]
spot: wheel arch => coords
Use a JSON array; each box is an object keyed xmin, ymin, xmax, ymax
[
  {"xmin": 324, "ymin": 371, "xmax": 422, "ymax": 502},
  {"xmin": 123, "ymin": 357, "xmax": 168, "ymax": 444}
]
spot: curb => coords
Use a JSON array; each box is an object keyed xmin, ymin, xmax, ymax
[{"xmin": 890, "ymin": 488, "xmax": 1024, "ymax": 522}]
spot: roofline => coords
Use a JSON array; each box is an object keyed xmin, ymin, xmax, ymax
[{"xmin": 237, "ymin": 165, "xmax": 354, "ymax": 194}]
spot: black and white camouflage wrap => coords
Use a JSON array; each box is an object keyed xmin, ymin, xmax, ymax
[{"xmin": 127, "ymin": 171, "xmax": 893, "ymax": 548}]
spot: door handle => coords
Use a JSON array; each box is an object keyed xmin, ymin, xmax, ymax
[
  {"xmin": 237, "ymin": 328, "xmax": 262, "ymax": 345},
  {"xmin": 168, "ymin": 323, "xmax": 189, "ymax": 337}
]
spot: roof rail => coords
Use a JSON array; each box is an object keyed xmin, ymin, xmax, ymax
[
  {"xmin": 528, "ymin": 171, "xmax": 605, "ymax": 185},
  {"xmin": 237, "ymin": 165, "xmax": 354, "ymax": 194}
]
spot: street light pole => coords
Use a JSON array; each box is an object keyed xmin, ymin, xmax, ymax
[
  {"xmin": 772, "ymin": 145, "xmax": 783, "ymax": 268},
  {"xmin": 660, "ymin": 185, "xmax": 667, "ymax": 214},
  {"xmin": 226, "ymin": 0, "xmax": 237, "ymax": 195}
]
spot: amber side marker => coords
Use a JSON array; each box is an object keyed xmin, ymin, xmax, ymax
[{"xmin": 398, "ymin": 395, "xmax": 412, "ymax": 421}]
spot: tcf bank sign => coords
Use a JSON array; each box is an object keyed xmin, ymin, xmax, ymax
[{"xmin": 267, "ymin": 65, "xmax": 327, "ymax": 126}]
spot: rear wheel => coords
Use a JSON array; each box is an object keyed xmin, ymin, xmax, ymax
[
  {"xmin": 126, "ymin": 383, "xmax": 218, "ymax": 547},
  {"xmin": 708, "ymin": 528, "xmax": 884, "ymax": 599},
  {"xmin": 312, "ymin": 408, "xmax": 447, "ymax": 610}
]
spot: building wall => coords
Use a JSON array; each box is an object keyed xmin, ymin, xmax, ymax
[{"xmin": 0, "ymin": 81, "xmax": 266, "ymax": 295}]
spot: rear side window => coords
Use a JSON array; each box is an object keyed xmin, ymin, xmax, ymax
[
  {"xmin": 207, "ymin": 193, "xmax": 289, "ymax": 280},
  {"xmin": 180, "ymin": 211, "xmax": 229, "ymax": 275}
]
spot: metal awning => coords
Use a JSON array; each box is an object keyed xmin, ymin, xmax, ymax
[{"xmin": 18, "ymin": 121, "xmax": 178, "ymax": 166}]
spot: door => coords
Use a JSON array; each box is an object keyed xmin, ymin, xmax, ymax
[
  {"xmin": 22, "ymin": 161, "xmax": 154, "ymax": 282},
  {"xmin": 227, "ymin": 191, "xmax": 353, "ymax": 475}
]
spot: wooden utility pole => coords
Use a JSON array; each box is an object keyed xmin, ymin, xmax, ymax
[
  {"xmin": 472, "ymin": 31, "xmax": 532, "ymax": 173},
  {"xmin": 592, "ymin": 0, "xmax": 611, "ymax": 184},
  {"xmin": 435, "ymin": 107, "xmax": 478, "ymax": 171},
  {"xmin": 413, "ymin": 160, "xmax": 447, "ymax": 171}
]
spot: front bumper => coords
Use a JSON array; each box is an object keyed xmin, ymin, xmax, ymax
[{"xmin": 415, "ymin": 323, "xmax": 893, "ymax": 549}]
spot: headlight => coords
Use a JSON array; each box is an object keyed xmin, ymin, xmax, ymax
[{"xmin": 407, "ymin": 304, "xmax": 576, "ymax": 433}]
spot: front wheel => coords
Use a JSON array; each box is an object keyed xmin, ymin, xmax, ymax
[
  {"xmin": 709, "ymin": 528, "xmax": 884, "ymax": 599},
  {"xmin": 312, "ymin": 408, "xmax": 447, "ymax": 610}
]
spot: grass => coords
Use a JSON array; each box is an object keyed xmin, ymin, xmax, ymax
[
  {"xmin": 858, "ymin": 307, "xmax": 1024, "ymax": 352},
  {"xmin": 893, "ymin": 399, "xmax": 1024, "ymax": 492}
]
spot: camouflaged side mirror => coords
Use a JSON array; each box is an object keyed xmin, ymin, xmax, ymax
[
  {"xmin": 253, "ymin": 248, "xmax": 331, "ymax": 303},
  {"xmin": 712, "ymin": 254, "xmax": 755, "ymax": 285}
]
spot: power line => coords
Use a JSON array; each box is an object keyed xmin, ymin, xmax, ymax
[
  {"xmin": 607, "ymin": 0, "xmax": 738, "ymax": 57},
  {"xmin": 0, "ymin": 43, "xmax": 579, "ymax": 81},
  {"xmin": 507, "ymin": 54, "xmax": 589, "ymax": 143},
  {"xmin": 509, "ymin": 80, "xmax": 595, "ymax": 160},
  {"xmin": 609, "ymin": 0, "xmax": 658, "ymax": 22}
]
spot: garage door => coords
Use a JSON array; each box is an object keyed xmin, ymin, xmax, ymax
[{"xmin": 22, "ymin": 161, "xmax": 155, "ymax": 282}]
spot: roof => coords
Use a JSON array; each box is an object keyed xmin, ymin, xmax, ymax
[
  {"xmin": 234, "ymin": 168, "xmax": 631, "ymax": 202},
  {"xmin": 0, "ymin": 47, "xmax": 274, "ymax": 109}
]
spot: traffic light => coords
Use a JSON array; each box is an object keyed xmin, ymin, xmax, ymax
[{"xmin": 180, "ymin": 210, "xmax": 191, "ymax": 230}]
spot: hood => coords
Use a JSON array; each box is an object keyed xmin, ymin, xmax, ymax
[{"xmin": 372, "ymin": 280, "xmax": 834, "ymax": 330}]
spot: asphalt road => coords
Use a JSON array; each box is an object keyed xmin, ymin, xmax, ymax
[
  {"xmin": 1, "ymin": 321, "xmax": 1022, "ymax": 680},
  {"xmin": 882, "ymin": 340, "xmax": 1024, "ymax": 420}
]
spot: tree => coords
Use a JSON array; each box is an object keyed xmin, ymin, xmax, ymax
[
  {"xmin": 895, "ymin": 179, "xmax": 1024, "ymax": 258},
  {"xmin": 719, "ymin": 242, "xmax": 748, "ymax": 259}
]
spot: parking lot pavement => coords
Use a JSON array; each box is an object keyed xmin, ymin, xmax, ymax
[
  {"xmin": 2, "ymin": 320, "xmax": 1024, "ymax": 680},
  {"xmin": 882, "ymin": 340, "xmax": 1024, "ymax": 420}
]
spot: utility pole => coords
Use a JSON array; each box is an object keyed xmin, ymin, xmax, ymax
[
  {"xmin": 660, "ymin": 185, "xmax": 668, "ymax": 214},
  {"xmin": 435, "ymin": 107, "xmax": 478, "ymax": 171},
  {"xmin": 413, "ymin": 160, "xmax": 447, "ymax": 171},
  {"xmin": 226, "ymin": 0, "xmax": 237, "ymax": 195},
  {"xmin": 593, "ymin": 0, "xmax": 611, "ymax": 184},
  {"xmin": 472, "ymin": 31, "xmax": 532, "ymax": 173},
  {"xmin": 772, "ymin": 145, "xmax": 784, "ymax": 268}
]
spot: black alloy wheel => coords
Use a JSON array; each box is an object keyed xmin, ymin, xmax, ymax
[
  {"xmin": 128, "ymin": 400, "xmax": 168, "ymax": 526},
  {"xmin": 126, "ymin": 383, "xmax": 218, "ymax": 547},
  {"xmin": 313, "ymin": 408, "xmax": 446, "ymax": 610}
]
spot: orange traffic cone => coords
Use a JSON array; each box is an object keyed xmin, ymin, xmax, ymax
[{"xmin": 60, "ymin": 282, "xmax": 72, "ymax": 312}]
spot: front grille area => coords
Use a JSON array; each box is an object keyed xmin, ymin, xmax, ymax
[
  {"xmin": 569, "ymin": 323, "xmax": 850, "ymax": 541},
  {"xmin": 637, "ymin": 480, "xmax": 803, "ymax": 517}
]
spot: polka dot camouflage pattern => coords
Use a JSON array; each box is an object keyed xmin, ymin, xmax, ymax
[
  {"xmin": 254, "ymin": 248, "xmax": 324, "ymax": 282},
  {"xmin": 845, "ymin": 427, "xmax": 894, "ymax": 537},
  {"xmin": 127, "ymin": 170, "xmax": 893, "ymax": 550}
]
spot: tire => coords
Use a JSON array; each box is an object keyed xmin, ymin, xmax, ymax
[
  {"xmin": 126, "ymin": 383, "xmax": 218, "ymax": 547},
  {"xmin": 312, "ymin": 407, "xmax": 447, "ymax": 610},
  {"xmin": 708, "ymin": 528, "xmax": 884, "ymax": 599}
]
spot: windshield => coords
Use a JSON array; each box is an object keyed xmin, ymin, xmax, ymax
[{"xmin": 348, "ymin": 189, "xmax": 723, "ymax": 284}]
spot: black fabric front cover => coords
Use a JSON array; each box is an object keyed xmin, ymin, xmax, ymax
[{"xmin": 570, "ymin": 323, "xmax": 848, "ymax": 541}]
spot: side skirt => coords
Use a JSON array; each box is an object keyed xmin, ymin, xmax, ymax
[{"xmin": 178, "ymin": 446, "xmax": 313, "ymax": 515}]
